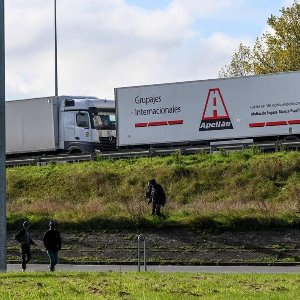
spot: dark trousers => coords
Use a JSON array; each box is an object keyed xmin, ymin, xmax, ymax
[
  {"xmin": 21, "ymin": 244, "xmax": 31, "ymax": 270},
  {"xmin": 47, "ymin": 250, "xmax": 58, "ymax": 271},
  {"xmin": 152, "ymin": 202, "xmax": 161, "ymax": 215}
]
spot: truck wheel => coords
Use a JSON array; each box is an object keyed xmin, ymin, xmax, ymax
[{"xmin": 67, "ymin": 147, "xmax": 83, "ymax": 154}]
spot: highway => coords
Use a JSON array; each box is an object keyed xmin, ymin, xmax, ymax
[
  {"xmin": 6, "ymin": 140, "xmax": 300, "ymax": 167},
  {"xmin": 7, "ymin": 264, "xmax": 300, "ymax": 273}
]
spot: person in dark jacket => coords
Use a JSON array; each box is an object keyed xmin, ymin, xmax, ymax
[
  {"xmin": 14, "ymin": 221, "xmax": 36, "ymax": 271},
  {"xmin": 43, "ymin": 221, "xmax": 61, "ymax": 271},
  {"xmin": 145, "ymin": 179, "xmax": 166, "ymax": 216}
]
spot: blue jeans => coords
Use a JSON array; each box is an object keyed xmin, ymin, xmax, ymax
[{"xmin": 47, "ymin": 250, "xmax": 58, "ymax": 270}]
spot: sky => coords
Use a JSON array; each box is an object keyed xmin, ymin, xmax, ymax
[{"xmin": 4, "ymin": 0, "xmax": 295, "ymax": 100}]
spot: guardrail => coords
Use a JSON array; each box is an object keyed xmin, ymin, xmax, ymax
[
  {"xmin": 6, "ymin": 140, "xmax": 300, "ymax": 167},
  {"xmin": 102, "ymin": 141, "xmax": 300, "ymax": 160},
  {"xmin": 6, "ymin": 154, "xmax": 93, "ymax": 167}
]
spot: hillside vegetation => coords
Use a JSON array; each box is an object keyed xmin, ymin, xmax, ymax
[{"xmin": 6, "ymin": 150, "xmax": 300, "ymax": 230}]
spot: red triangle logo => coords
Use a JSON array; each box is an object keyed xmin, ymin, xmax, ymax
[{"xmin": 199, "ymin": 88, "xmax": 233, "ymax": 131}]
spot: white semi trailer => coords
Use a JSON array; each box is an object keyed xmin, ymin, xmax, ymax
[
  {"xmin": 6, "ymin": 96, "xmax": 116, "ymax": 155},
  {"xmin": 115, "ymin": 71, "xmax": 300, "ymax": 147}
]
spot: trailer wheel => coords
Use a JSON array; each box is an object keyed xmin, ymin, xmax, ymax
[{"xmin": 282, "ymin": 135, "xmax": 299, "ymax": 142}]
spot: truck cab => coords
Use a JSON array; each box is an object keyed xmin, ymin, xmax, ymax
[{"xmin": 59, "ymin": 96, "xmax": 116, "ymax": 154}]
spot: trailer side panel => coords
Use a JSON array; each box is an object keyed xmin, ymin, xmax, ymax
[
  {"xmin": 116, "ymin": 72, "xmax": 300, "ymax": 146},
  {"xmin": 6, "ymin": 97, "xmax": 58, "ymax": 154}
]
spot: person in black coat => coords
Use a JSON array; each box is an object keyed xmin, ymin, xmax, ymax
[
  {"xmin": 14, "ymin": 221, "xmax": 36, "ymax": 271},
  {"xmin": 43, "ymin": 221, "xmax": 61, "ymax": 271},
  {"xmin": 145, "ymin": 179, "xmax": 166, "ymax": 216}
]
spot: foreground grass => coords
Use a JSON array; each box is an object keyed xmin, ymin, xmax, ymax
[
  {"xmin": 6, "ymin": 150, "xmax": 300, "ymax": 230},
  {"xmin": 0, "ymin": 272, "xmax": 300, "ymax": 300}
]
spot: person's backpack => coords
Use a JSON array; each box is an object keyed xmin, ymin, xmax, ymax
[{"xmin": 144, "ymin": 184, "xmax": 152, "ymax": 199}]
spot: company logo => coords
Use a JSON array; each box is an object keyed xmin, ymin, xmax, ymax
[{"xmin": 199, "ymin": 88, "xmax": 233, "ymax": 131}]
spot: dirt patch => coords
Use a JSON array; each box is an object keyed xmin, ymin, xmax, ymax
[{"xmin": 7, "ymin": 229, "xmax": 300, "ymax": 265}]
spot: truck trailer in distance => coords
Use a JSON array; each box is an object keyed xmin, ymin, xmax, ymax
[
  {"xmin": 6, "ymin": 96, "xmax": 116, "ymax": 155},
  {"xmin": 115, "ymin": 71, "xmax": 300, "ymax": 147}
]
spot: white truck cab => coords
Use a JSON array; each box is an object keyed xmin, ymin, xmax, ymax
[{"xmin": 59, "ymin": 96, "xmax": 116, "ymax": 154}]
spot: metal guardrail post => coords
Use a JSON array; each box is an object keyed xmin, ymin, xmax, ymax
[
  {"xmin": 149, "ymin": 146, "xmax": 153, "ymax": 157},
  {"xmin": 137, "ymin": 234, "xmax": 147, "ymax": 272}
]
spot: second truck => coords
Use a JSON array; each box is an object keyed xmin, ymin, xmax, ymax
[{"xmin": 6, "ymin": 96, "xmax": 116, "ymax": 155}]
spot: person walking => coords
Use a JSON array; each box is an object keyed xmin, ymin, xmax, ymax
[
  {"xmin": 14, "ymin": 221, "xmax": 36, "ymax": 271},
  {"xmin": 43, "ymin": 221, "xmax": 61, "ymax": 272},
  {"xmin": 145, "ymin": 179, "xmax": 166, "ymax": 216}
]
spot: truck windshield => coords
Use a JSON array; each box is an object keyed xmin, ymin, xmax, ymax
[{"xmin": 92, "ymin": 113, "xmax": 116, "ymax": 130}]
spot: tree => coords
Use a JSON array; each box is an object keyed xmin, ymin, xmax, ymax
[
  {"xmin": 219, "ymin": 43, "xmax": 254, "ymax": 77},
  {"xmin": 219, "ymin": 1, "xmax": 300, "ymax": 77}
]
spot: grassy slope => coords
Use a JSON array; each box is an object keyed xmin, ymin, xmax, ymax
[
  {"xmin": 0, "ymin": 272, "xmax": 300, "ymax": 299},
  {"xmin": 6, "ymin": 150, "xmax": 300, "ymax": 230}
]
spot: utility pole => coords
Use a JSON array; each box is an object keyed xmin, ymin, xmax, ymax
[
  {"xmin": 0, "ymin": 0, "xmax": 6, "ymax": 272},
  {"xmin": 54, "ymin": 0, "xmax": 58, "ymax": 97}
]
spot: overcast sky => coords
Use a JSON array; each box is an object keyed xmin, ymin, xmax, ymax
[{"xmin": 4, "ymin": 0, "xmax": 294, "ymax": 100}]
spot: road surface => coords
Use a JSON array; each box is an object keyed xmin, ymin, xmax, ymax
[{"xmin": 6, "ymin": 264, "xmax": 300, "ymax": 273}]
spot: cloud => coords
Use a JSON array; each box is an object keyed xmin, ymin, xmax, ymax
[{"xmin": 5, "ymin": 0, "xmax": 253, "ymax": 100}]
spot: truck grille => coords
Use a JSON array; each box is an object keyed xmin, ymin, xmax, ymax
[{"xmin": 99, "ymin": 136, "xmax": 116, "ymax": 151}]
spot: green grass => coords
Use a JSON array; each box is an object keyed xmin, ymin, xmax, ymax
[
  {"xmin": 0, "ymin": 272, "xmax": 300, "ymax": 299},
  {"xmin": 6, "ymin": 150, "xmax": 300, "ymax": 230}
]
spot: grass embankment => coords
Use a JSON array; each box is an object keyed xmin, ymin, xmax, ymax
[
  {"xmin": 6, "ymin": 150, "xmax": 300, "ymax": 230},
  {"xmin": 1, "ymin": 272, "xmax": 300, "ymax": 300}
]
